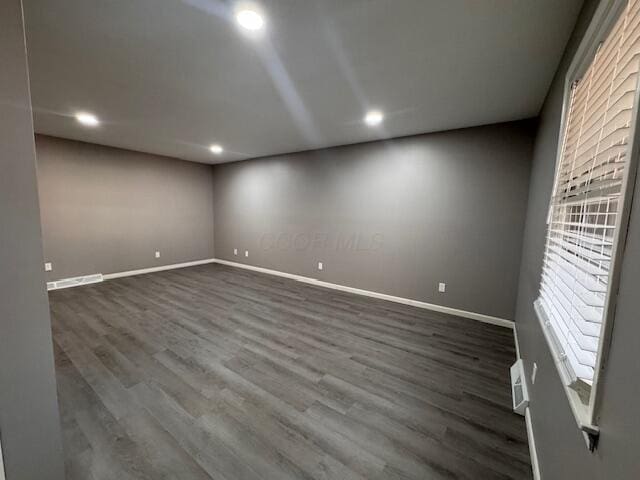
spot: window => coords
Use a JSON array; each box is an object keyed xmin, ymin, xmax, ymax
[{"xmin": 535, "ymin": 0, "xmax": 640, "ymax": 447}]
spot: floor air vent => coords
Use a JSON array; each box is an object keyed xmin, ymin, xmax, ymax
[
  {"xmin": 47, "ymin": 274, "xmax": 103, "ymax": 291},
  {"xmin": 511, "ymin": 359, "xmax": 529, "ymax": 416}
]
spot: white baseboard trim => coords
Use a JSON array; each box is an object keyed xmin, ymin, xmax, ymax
[
  {"xmin": 47, "ymin": 258, "xmax": 216, "ymax": 290},
  {"xmin": 46, "ymin": 256, "xmax": 514, "ymax": 329},
  {"xmin": 102, "ymin": 258, "xmax": 216, "ymax": 280},
  {"xmin": 513, "ymin": 324, "xmax": 521, "ymax": 360},
  {"xmin": 525, "ymin": 407, "xmax": 541, "ymax": 480},
  {"xmin": 212, "ymin": 259, "xmax": 514, "ymax": 329},
  {"xmin": 513, "ymin": 326, "xmax": 541, "ymax": 479},
  {"xmin": 0, "ymin": 435, "xmax": 6, "ymax": 480}
]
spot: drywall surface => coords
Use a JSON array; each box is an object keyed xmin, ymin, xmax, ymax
[
  {"xmin": 0, "ymin": 1, "xmax": 65, "ymax": 478},
  {"xmin": 36, "ymin": 135, "xmax": 215, "ymax": 281},
  {"xmin": 515, "ymin": 0, "xmax": 640, "ymax": 477},
  {"xmin": 213, "ymin": 121, "xmax": 534, "ymax": 320}
]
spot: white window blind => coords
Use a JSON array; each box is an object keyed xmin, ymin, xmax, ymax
[{"xmin": 539, "ymin": 0, "xmax": 640, "ymax": 389}]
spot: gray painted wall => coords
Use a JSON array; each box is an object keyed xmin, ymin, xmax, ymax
[
  {"xmin": 213, "ymin": 121, "xmax": 534, "ymax": 320},
  {"xmin": 36, "ymin": 135, "xmax": 215, "ymax": 281},
  {"xmin": 0, "ymin": 1, "xmax": 65, "ymax": 478},
  {"xmin": 515, "ymin": 0, "xmax": 640, "ymax": 477}
]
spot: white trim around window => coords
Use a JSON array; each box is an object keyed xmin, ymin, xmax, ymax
[{"xmin": 535, "ymin": 0, "xmax": 640, "ymax": 450}]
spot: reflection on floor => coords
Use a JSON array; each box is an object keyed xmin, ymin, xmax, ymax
[{"xmin": 50, "ymin": 263, "xmax": 531, "ymax": 480}]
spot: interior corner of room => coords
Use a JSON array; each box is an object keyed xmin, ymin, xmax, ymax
[
  {"xmin": 38, "ymin": 121, "xmax": 533, "ymax": 325},
  {"xmin": 3, "ymin": 0, "xmax": 640, "ymax": 479}
]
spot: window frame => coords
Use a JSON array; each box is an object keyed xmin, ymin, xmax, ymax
[{"xmin": 535, "ymin": 0, "xmax": 640, "ymax": 450}]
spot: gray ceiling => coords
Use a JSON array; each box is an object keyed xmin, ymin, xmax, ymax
[{"xmin": 24, "ymin": 0, "xmax": 584, "ymax": 164}]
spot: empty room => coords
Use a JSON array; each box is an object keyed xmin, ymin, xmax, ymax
[{"xmin": 2, "ymin": 0, "xmax": 640, "ymax": 479}]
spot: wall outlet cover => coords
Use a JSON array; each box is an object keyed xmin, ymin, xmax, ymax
[
  {"xmin": 44, "ymin": 262, "xmax": 52, "ymax": 272},
  {"xmin": 233, "ymin": 248, "xmax": 238, "ymax": 256},
  {"xmin": 318, "ymin": 262, "xmax": 323, "ymax": 270},
  {"xmin": 438, "ymin": 282, "xmax": 446, "ymax": 293},
  {"xmin": 155, "ymin": 251, "xmax": 161, "ymax": 258},
  {"xmin": 244, "ymin": 250, "xmax": 249, "ymax": 257}
]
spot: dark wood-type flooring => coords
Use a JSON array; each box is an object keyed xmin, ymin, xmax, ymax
[{"xmin": 49, "ymin": 263, "xmax": 532, "ymax": 480}]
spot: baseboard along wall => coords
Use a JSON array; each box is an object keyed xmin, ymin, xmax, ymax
[
  {"xmin": 513, "ymin": 325, "xmax": 541, "ymax": 480},
  {"xmin": 46, "ymin": 257, "xmax": 514, "ymax": 328},
  {"xmin": 46, "ymin": 256, "xmax": 538, "ymax": 471},
  {"xmin": 214, "ymin": 259, "xmax": 514, "ymax": 329},
  {"xmin": 46, "ymin": 259, "xmax": 216, "ymax": 290}
]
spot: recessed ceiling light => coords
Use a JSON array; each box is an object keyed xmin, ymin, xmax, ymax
[
  {"xmin": 210, "ymin": 144, "xmax": 224, "ymax": 155},
  {"xmin": 364, "ymin": 110, "xmax": 384, "ymax": 127},
  {"xmin": 75, "ymin": 112, "xmax": 99, "ymax": 127},
  {"xmin": 236, "ymin": 8, "xmax": 265, "ymax": 31}
]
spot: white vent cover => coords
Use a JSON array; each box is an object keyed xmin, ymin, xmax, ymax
[
  {"xmin": 47, "ymin": 273, "xmax": 103, "ymax": 291},
  {"xmin": 511, "ymin": 359, "xmax": 530, "ymax": 416}
]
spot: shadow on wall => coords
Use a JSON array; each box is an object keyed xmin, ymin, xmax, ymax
[{"xmin": 213, "ymin": 120, "xmax": 536, "ymax": 321}]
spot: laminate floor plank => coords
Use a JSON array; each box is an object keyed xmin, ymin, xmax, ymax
[{"xmin": 50, "ymin": 263, "xmax": 531, "ymax": 479}]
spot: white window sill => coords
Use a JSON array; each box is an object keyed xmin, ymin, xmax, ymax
[{"xmin": 533, "ymin": 299, "xmax": 599, "ymax": 450}]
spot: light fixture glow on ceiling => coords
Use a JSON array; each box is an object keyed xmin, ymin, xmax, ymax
[
  {"xmin": 75, "ymin": 112, "xmax": 99, "ymax": 127},
  {"xmin": 210, "ymin": 144, "xmax": 224, "ymax": 154},
  {"xmin": 236, "ymin": 8, "xmax": 265, "ymax": 31},
  {"xmin": 364, "ymin": 110, "xmax": 384, "ymax": 127}
]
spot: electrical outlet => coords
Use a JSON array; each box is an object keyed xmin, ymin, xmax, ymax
[
  {"xmin": 318, "ymin": 262, "xmax": 323, "ymax": 271},
  {"xmin": 233, "ymin": 248, "xmax": 238, "ymax": 256},
  {"xmin": 532, "ymin": 362, "xmax": 538, "ymax": 385},
  {"xmin": 44, "ymin": 262, "xmax": 52, "ymax": 272},
  {"xmin": 244, "ymin": 250, "xmax": 249, "ymax": 258},
  {"xmin": 155, "ymin": 251, "xmax": 161, "ymax": 258},
  {"xmin": 438, "ymin": 282, "xmax": 446, "ymax": 293}
]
